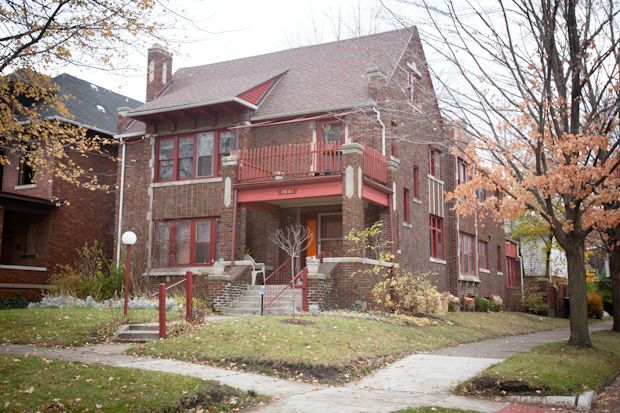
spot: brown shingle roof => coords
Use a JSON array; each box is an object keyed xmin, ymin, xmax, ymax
[{"xmin": 128, "ymin": 28, "xmax": 414, "ymax": 120}]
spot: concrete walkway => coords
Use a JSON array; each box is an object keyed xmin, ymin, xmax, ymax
[{"xmin": 0, "ymin": 322, "xmax": 612, "ymax": 413}]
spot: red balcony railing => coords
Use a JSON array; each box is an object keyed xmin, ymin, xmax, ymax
[
  {"xmin": 363, "ymin": 146, "xmax": 387, "ymax": 184},
  {"xmin": 238, "ymin": 142, "xmax": 341, "ymax": 182},
  {"xmin": 237, "ymin": 142, "xmax": 388, "ymax": 185}
]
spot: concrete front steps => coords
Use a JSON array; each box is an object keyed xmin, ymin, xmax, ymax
[
  {"xmin": 223, "ymin": 285, "xmax": 303, "ymax": 316},
  {"xmin": 111, "ymin": 323, "xmax": 159, "ymax": 343}
]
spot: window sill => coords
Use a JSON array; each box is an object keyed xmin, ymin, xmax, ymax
[
  {"xmin": 0, "ymin": 264, "xmax": 47, "ymax": 271},
  {"xmin": 429, "ymin": 257, "xmax": 446, "ymax": 265},
  {"xmin": 15, "ymin": 184, "xmax": 37, "ymax": 190},
  {"xmin": 459, "ymin": 274, "xmax": 481, "ymax": 282},
  {"xmin": 497, "ymin": 272, "xmax": 503, "ymax": 276},
  {"xmin": 413, "ymin": 198, "xmax": 421, "ymax": 204},
  {"xmin": 403, "ymin": 222, "xmax": 412, "ymax": 228},
  {"xmin": 151, "ymin": 177, "xmax": 223, "ymax": 188},
  {"xmin": 428, "ymin": 175, "xmax": 444, "ymax": 185},
  {"xmin": 479, "ymin": 268, "xmax": 490, "ymax": 274}
]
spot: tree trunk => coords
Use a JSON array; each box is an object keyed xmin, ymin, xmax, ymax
[
  {"xmin": 610, "ymin": 245, "xmax": 620, "ymax": 331},
  {"xmin": 565, "ymin": 242, "xmax": 592, "ymax": 347}
]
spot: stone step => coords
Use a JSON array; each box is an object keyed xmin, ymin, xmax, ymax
[{"xmin": 111, "ymin": 324, "xmax": 161, "ymax": 343}]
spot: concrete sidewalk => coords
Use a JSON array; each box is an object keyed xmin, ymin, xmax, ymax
[{"xmin": 1, "ymin": 321, "xmax": 612, "ymax": 412}]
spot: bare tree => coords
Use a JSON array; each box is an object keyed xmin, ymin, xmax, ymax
[{"xmin": 269, "ymin": 225, "xmax": 314, "ymax": 318}]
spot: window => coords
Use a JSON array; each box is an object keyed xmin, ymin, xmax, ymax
[
  {"xmin": 154, "ymin": 218, "xmax": 221, "ymax": 267},
  {"xmin": 413, "ymin": 166, "xmax": 419, "ymax": 198},
  {"xmin": 403, "ymin": 188, "xmax": 410, "ymax": 223},
  {"xmin": 429, "ymin": 149, "xmax": 441, "ymax": 179},
  {"xmin": 18, "ymin": 147, "xmax": 35, "ymax": 185},
  {"xmin": 497, "ymin": 245, "xmax": 502, "ymax": 273},
  {"xmin": 478, "ymin": 240, "xmax": 488, "ymax": 269},
  {"xmin": 157, "ymin": 130, "xmax": 235, "ymax": 181},
  {"xmin": 407, "ymin": 71, "xmax": 421, "ymax": 103},
  {"xmin": 457, "ymin": 158, "xmax": 469, "ymax": 185},
  {"xmin": 506, "ymin": 241, "xmax": 518, "ymax": 287},
  {"xmin": 318, "ymin": 121, "xmax": 343, "ymax": 144},
  {"xmin": 430, "ymin": 215, "xmax": 443, "ymax": 259},
  {"xmin": 459, "ymin": 233, "xmax": 475, "ymax": 274},
  {"xmin": 476, "ymin": 188, "xmax": 486, "ymax": 203}
]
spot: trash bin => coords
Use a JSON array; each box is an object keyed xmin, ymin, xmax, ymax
[{"xmin": 563, "ymin": 297, "xmax": 570, "ymax": 318}]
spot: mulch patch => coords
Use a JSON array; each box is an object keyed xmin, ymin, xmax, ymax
[
  {"xmin": 279, "ymin": 319, "xmax": 315, "ymax": 326},
  {"xmin": 464, "ymin": 376, "xmax": 547, "ymax": 396},
  {"xmin": 590, "ymin": 372, "xmax": 620, "ymax": 412}
]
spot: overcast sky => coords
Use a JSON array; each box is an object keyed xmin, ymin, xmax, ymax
[{"xmin": 66, "ymin": 0, "xmax": 405, "ymax": 103}]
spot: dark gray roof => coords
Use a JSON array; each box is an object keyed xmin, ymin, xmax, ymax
[
  {"xmin": 129, "ymin": 28, "xmax": 414, "ymax": 120},
  {"xmin": 49, "ymin": 73, "xmax": 143, "ymax": 135}
]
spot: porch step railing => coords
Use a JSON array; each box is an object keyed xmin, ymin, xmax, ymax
[
  {"xmin": 238, "ymin": 141, "xmax": 342, "ymax": 182},
  {"xmin": 263, "ymin": 267, "xmax": 308, "ymax": 312}
]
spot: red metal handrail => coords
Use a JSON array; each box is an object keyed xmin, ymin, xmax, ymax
[
  {"xmin": 151, "ymin": 278, "xmax": 185, "ymax": 297},
  {"xmin": 238, "ymin": 141, "xmax": 342, "ymax": 182},
  {"xmin": 363, "ymin": 146, "xmax": 387, "ymax": 184},
  {"xmin": 263, "ymin": 267, "xmax": 308, "ymax": 312}
]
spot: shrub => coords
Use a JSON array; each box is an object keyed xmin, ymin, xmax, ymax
[
  {"xmin": 381, "ymin": 270, "xmax": 441, "ymax": 315},
  {"xmin": 587, "ymin": 291, "xmax": 604, "ymax": 319},
  {"xmin": 474, "ymin": 297, "xmax": 491, "ymax": 312},
  {"xmin": 517, "ymin": 281, "xmax": 548, "ymax": 315},
  {"xmin": 448, "ymin": 300, "xmax": 462, "ymax": 312},
  {"xmin": 49, "ymin": 241, "xmax": 124, "ymax": 300},
  {"xmin": 0, "ymin": 292, "xmax": 29, "ymax": 310}
]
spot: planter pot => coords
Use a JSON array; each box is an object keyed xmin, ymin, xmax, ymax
[
  {"xmin": 306, "ymin": 263, "xmax": 320, "ymax": 274},
  {"xmin": 212, "ymin": 265, "xmax": 225, "ymax": 275}
]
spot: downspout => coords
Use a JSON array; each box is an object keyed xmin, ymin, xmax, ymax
[
  {"xmin": 372, "ymin": 106, "xmax": 386, "ymax": 156},
  {"xmin": 517, "ymin": 244, "xmax": 524, "ymax": 298},
  {"xmin": 388, "ymin": 194, "xmax": 396, "ymax": 280},
  {"xmin": 230, "ymin": 189, "xmax": 238, "ymax": 268},
  {"xmin": 116, "ymin": 138, "xmax": 127, "ymax": 263}
]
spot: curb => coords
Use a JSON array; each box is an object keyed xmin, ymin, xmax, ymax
[
  {"xmin": 575, "ymin": 391, "xmax": 597, "ymax": 411},
  {"xmin": 503, "ymin": 395, "xmax": 576, "ymax": 408}
]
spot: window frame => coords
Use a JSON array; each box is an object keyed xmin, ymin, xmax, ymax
[
  {"xmin": 156, "ymin": 130, "xmax": 234, "ymax": 182},
  {"xmin": 403, "ymin": 188, "xmax": 410, "ymax": 223},
  {"xmin": 153, "ymin": 217, "xmax": 221, "ymax": 267},
  {"xmin": 459, "ymin": 232, "xmax": 476, "ymax": 275},
  {"xmin": 497, "ymin": 245, "xmax": 502, "ymax": 273},
  {"xmin": 429, "ymin": 215, "xmax": 443, "ymax": 259},
  {"xmin": 317, "ymin": 120, "xmax": 344, "ymax": 144},
  {"xmin": 18, "ymin": 148, "xmax": 35, "ymax": 185},
  {"xmin": 478, "ymin": 240, "xmax": 488, "ymax": 270},
  {"xmin": 429, "ymin": 148, "xmax": 441, "ymax": 179},
  {"xmin": 407, "ymin": 71, "xmax": 421, "ymax": 103},
  {"xmin": 413, "ymin": 166, "xmax": 419, "ymax": 199},
  {"xmin": 457, "ymin": 158, "xmax": 469, "ymax": 186}
]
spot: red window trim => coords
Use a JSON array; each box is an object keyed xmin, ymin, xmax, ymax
[
  {"xmin": 153, "ymin": 217, "xmax": 221, "ymax": 267},
  {"xmin": 497, "ymin": 245, "xmax": 502, "ymax": 273},
  {"xmin": 403, "ymin": 188, "xmax": 410, "ymax": 223},
  {"xmin": 478, "ymin": 240, "xmax": 488, "ymax": 270},
  {"xmin": 429, "ymin": 148, "xmax": 441, "ymax": 179},
  {"xmin": 156, "ymin": 130, "xmax": 232, "ymax": 182},
  {"xmin": 430, "ymin": 215, "xmax": 443, "ymax": 259},
  {"xmin": 459, "ymin": 232, "xmax": 475, "ymax": 275},
  {"xmin": 457, "ymin": 158, "xmax": 469, "ymax": 186},
  {"xmin": 413, "ymin": 166, "xmax": 419, "ymax": 199}
]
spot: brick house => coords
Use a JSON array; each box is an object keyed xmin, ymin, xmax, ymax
[
  {"xmin": 0, "ymin": 73, "xmax": 142, "ymax": 300},
  {"xmin": 116, "ymin": 30, "xmax": 520, "ymax": 312}
]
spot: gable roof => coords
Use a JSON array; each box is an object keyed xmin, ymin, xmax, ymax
[
  {"xmin": 48, "ymin": 74, "xmax": 143, "ymax": 135},
  {"xmin": 128, "ymin": 28, "xmax": 415, "ymax": 121}
]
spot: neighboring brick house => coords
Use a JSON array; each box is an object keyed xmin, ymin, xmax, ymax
[
  {"xmin": 116, "ymin": 30, "xmax": 519, "ymax": 311},
  {"xmin": 0, "ymin": 73, "xmax": 142, "ymax": 300}
]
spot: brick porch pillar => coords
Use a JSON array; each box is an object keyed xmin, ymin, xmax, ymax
[
  {"xmin": 341, "ymin": 143, "xmax": 365, "ymax": 257},
  {"xmin": 0, "ymin": 207, "xmax": 4, "ymax": 262},
  {"xmin": 220, "ymin": 154, "xmax": 246, "ymax": 262}
]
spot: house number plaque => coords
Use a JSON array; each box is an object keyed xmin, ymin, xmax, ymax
[{"xmin": 278, "ymin": 188, "xmax": 297, "ymax": 195}]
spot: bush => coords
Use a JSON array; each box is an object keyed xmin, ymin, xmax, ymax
[
  {"xmin": 0, "ymin": 292, "xmax": 29, "ymax": 310},
  {"xmin": 474, "ymin": 297, "xmax": 504, "ymax": 312},
  {"xmin": 517, "ymin": 281, "xmax": 548, "ymax": 315},
  {"xmin": 448, "ymin": 300, "xmax": 462, "ymax": 312},
  {"xmin": 49, "ymin": 241, "xmax": 124, "ymax": 300},
  {"xmin": 587, "ymin": 291, "xmax": 604, "ymax": 319},
  {"xmin": 599, "ymin": 289, "xmax": 613, "ymax": 315}
]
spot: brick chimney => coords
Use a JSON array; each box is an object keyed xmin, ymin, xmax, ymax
[
  {"xmin": 146, "ymin": 44, "xmax": 172, "ymax": 102},
  {"xmin": 117, "ymin": 107, "xmax": 132, "ymax": 133}
]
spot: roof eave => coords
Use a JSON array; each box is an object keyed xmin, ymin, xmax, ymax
[
  {"xmin": 250, "ymin": 103, "xmax": 374, "ymax": 122},
  {"xmin": 127, "ymin": 97, "xmax": 258, "ymax": 118}
]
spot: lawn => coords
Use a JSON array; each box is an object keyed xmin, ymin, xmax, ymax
[
  {"xmin": 0, "ymin": 308, "xmax": 181, "ymax": 347},
  {"xmin": 0, "ymin": 354, "xmax": 267, "ymax": 412},
  {"xmin": 457, "ymin": 330, "xmax": 620, "ymax": 397},
  {"xmin": 128, "ymin": 312, "xmax": 570, "ymax": 383}
]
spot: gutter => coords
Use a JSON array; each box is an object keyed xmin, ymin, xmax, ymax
[
  {"xmin": 126, "ymin": 97, "xmax": 258, "ymax": 118},
  {"xmin": 115, "ymin": 135, "xmax": 128, "ymax": 263},
  {"xmin": 250, "ymin": 103, "xmax": 371, "ymax": 122}
]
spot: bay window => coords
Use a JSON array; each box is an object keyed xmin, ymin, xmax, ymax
[
  {"xmin": 154, "ymin": 218, "xmax": 221, "ymax": 267},
  {"xmin": 157, "ymin": 130, "xmax": 235, "ymax": 181}
]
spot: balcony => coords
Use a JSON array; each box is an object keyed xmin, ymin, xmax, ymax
[{"xmin": 237, "ymin": 142, "xmax": 387, "ymax": 185}]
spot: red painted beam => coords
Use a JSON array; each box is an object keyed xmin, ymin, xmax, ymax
[
  {"xmin": 237, "ymin": 178, "xmax": 342, "ymax": 203},
  {"xmin": 239, "ymin": 201, "xmax": 279, "ymax": 214}
]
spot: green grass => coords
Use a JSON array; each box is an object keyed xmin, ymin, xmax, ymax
[
  {"xmin": 0, "ymin": 354, "xmax": 267, "ymax": 412},
  {"xmin": 0, "ymin": 308, "xmax": 181, "ymax": 347},
  {"xmin": 128, "ymin": 312, "xmax": 570, "ymax": 383},
  {"xmin": 458, "ymin": 330, "xmax": 620, "ymax": 396},
  {"xmin": 392, "ymin": 408, "xmax": 481, "ymax": 413}
]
